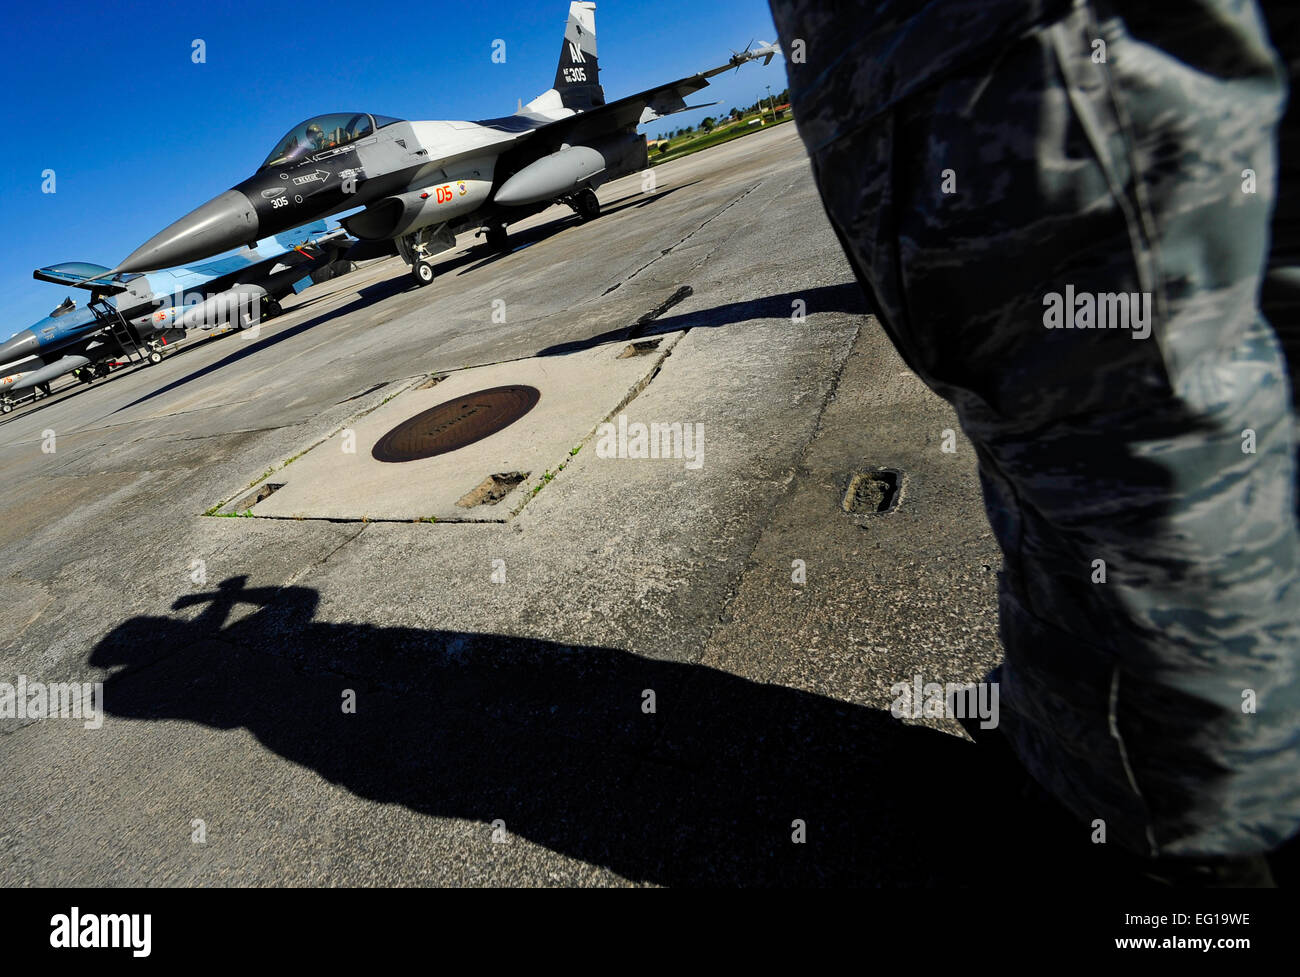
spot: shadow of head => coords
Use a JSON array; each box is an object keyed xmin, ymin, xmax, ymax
[
  {"xmin": 534, "ymin": 282, "xmax": 869, "ymax": 357},
  {"xmin": 89, "ymin": 577, "xmax": 1076, "ymax": 885}
]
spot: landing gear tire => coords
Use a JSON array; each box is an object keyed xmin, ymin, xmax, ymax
[
  {"xmin": 485, "ymin": 225, "xmax": 509, "ymax": 253},
  {"xmin": 575, "ymin": 188, "xmax": 601, "ymax": 222},
  {"xmin": 413, "ymin": 260, "xmax": 437, "ymax": 287},
  {"xmin": 148, "ymin": 351, "xmax": 163, "ymax": 365},
  {"xmin": 94, "ymin": 362, "xmax": 111, "ymax": 378},
  {"xmin": 1, "ymin": 400, "xmax": 12, "ymax": 414},
  {"xmin": 76, "ymin": 369, "xmax": 93, "ymax": 385},
  {"xmin": 263, "ymin": 297, "xmax": 283, "ymax": 320}
]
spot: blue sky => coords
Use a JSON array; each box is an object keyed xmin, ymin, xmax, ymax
[{"xmin": 0, "ymin": 0, "xmax": 781, "ymax": 332}]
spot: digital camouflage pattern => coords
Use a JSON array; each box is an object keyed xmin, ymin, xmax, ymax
[
  {"xmin": 1260, "ymin": 0, "xmax": 1300, "ymax": 409},
  {"xmin": 769, "ymin": 0, "xmax": 1300, "ymax": 857}
]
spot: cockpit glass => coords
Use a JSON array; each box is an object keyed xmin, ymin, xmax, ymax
[{"xmin": 261, "ymin": 113, "xmax": 398, "ymax": 169}]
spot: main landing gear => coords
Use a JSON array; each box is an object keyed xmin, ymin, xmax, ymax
[
  {"xmin": 485, "ymin": 224, "xmax": 509, "ymax": 253},
  {"xmin": 571, "ymin": 188, "xmax": 601, "ymax": 222},
  {"xmin": 262, "ymin": 296, "xmax": 283, "ymax": 320}
]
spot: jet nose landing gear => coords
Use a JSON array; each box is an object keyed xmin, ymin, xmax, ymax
[
  {"xmin": 413, "ymin": 260, "xmax": 437, "ymax": 287},
  {"xmin": 398, "ymin": 223, "xmax": 455, "ymax": 289}
]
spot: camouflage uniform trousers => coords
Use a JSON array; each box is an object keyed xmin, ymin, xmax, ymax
[
  {"xmin": 770, "ymin": 0, "xmax": 1300, "ymax": 857},
  {"xmin": 1260, "ymin": 0, "xmax": 1300, "ymax": 412}
]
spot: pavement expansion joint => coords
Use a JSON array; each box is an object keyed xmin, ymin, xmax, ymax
[{"xmin": 601, "ymin": 183, "xmax": 761, "ymax": 295}]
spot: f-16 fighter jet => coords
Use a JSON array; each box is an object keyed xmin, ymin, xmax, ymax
[
  {"xmin": 0, "ymin": 221, "xmax": 353, "ymax": 413},
  {"xmin": 108, "ymin": 2, "xmax": 777, "ymax": 288}
]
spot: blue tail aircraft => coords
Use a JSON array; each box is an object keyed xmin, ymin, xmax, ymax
[{"xmin": 0, "ymin": 221, "xmax": 355, "ymax": 413}]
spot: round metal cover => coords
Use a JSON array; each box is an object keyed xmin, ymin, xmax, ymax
[{"xmin": 372, "ymin": 385, "xmax": 541, "ymax": 463}]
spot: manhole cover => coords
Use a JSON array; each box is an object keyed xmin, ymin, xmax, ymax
[{"xmin": 372, "ymin": 385, "xmax": 541, "ymax": 463}]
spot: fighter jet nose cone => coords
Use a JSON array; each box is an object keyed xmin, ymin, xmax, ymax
[
  {"xmin": 0, "ymin": 330, "xmax": 39, "ymax": 367},
  {"xmin": 117, "ymin": 189, "xmax": 259, "ymax": 273}
]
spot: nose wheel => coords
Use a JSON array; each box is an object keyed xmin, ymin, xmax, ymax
[{"xmin": 413, "ymin": 259, "xmax": 437, "ymax": 287}]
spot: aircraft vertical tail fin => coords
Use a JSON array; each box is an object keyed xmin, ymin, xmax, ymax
[{"xmin": 552, "ymin": 1, "xmax": 603, "ymax": 111}]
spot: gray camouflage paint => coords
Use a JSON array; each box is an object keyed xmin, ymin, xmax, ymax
[
  {"xmin": 770, "ymin": 0, "xmax": 1300, "ymax": 857},
  {"xmin": 113, "ymin": 1, "xmax": 776, "ymax": 279}
]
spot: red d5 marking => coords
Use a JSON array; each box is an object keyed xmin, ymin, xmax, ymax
[{"xmin": 436, "ymin": 185, "xmax": 453, "ymax": 203}]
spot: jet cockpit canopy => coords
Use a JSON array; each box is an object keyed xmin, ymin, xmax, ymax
[{"xmin": 261, "ymin": 113, "xmax": 404, "ymax": 169}]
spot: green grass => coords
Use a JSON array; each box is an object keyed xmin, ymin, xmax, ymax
[
  {"xmin": 531, "ymin": 445, "xmax": 585, "ymax": 497},
  {"xmin": 650, "ymin": 114, "xmax": 794, "ymax": 166},
  {"xmin": 531, "ymin": 468, "xmax": 559, "ymax": 497}
]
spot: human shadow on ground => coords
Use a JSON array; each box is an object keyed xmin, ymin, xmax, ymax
[{"xmin": 90, "ymin": 575, "xmax": 1122, "ymax": 886}]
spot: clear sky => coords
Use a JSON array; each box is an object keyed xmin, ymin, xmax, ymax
[{"xmin": 0, "ymin": 0, "xmax": 782, "ymax": 332}]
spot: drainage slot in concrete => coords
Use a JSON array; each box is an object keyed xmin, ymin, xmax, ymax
[
  {"xmin": 618, "ymin": 338, "xmax": 663, "ymax": 359},
  {"xmin": 336, "ymin": 382, "xmax": 388, "ymax": 405},
  {"xmin": 372, "ymin": 385, "xmax": 541, "ymax": 463},
  {"xmin": 417, "ymin": 374, "xmax": 445, "ymax": 390},
  {"xmin": 456, "ymin": 472, "xmax": 529, "ymax": 508},
  {"xmin": 229, "ymin": 482, "xmax": 284, "ymax": 513},
  {"xmin": 843, "ymin": 469, "xmax": 901, "ymax": 514},
  {"xmin": 626, "ymin": 284, "xmax": 693, "ymax": 338}
]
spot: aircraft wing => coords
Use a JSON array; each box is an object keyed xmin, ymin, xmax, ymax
[
  {"xmin": 188, "ymin": 227, "xmax": 357, "ymax": 298},
  {"xmin": 182, "ymin": 221, "xmax": 344, "ymax": 280},
  {"xmin": 144, "ymin": 221, "xmax": 349, "ymax": 292},
  {"xmin": 541, "ymin": 42, "xmax": 781, "ymax": 136}
]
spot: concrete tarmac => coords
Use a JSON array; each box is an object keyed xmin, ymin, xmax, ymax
[{"xmin": 0, "ymin": 125, "xmax": 1073, "ymax": 886}]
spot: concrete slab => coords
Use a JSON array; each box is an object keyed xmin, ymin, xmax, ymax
[{"xmin": 237, "ymin": 333, "xmax": 684, "ymax": 522}]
